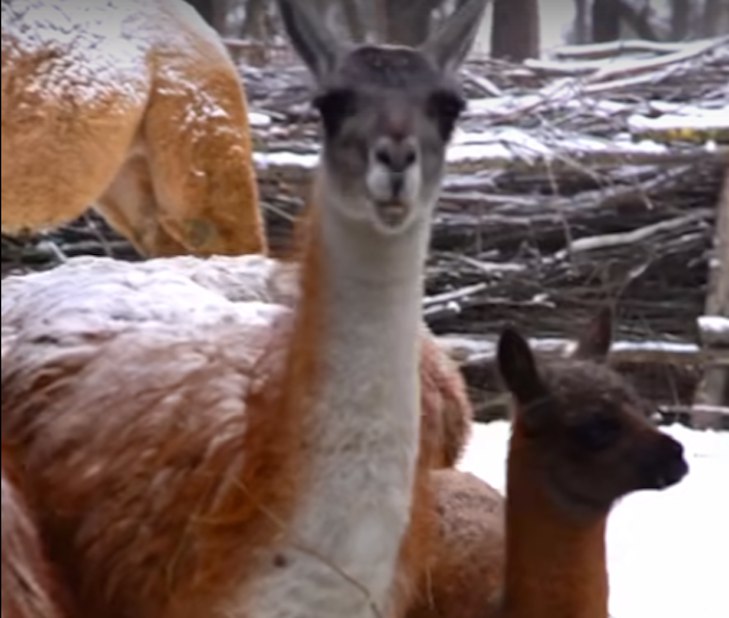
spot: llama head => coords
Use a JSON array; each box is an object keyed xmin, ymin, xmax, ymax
[
  {"xmin": 497, "ymin": 308, "xmax": 689, "ymax": 520},
  {"xmin": 276, "ymin": 0, "xmax": 487, "ymax": 235}
]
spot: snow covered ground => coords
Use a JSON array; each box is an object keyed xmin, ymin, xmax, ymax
[{"xmin": 459, "ymin": 421, "xmax": 729, "ymax": 618}]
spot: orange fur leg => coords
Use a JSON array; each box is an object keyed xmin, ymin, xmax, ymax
[
  {"xmin": 142, "ymin": 48, "xmax": 266, "ymax": 256},
  {"xmin": 96, "ymin": 149, "xmax": 190, "ymax": 257}
]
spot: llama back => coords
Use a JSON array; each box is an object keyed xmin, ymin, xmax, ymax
[
  {"xmin": 2, "ymin": 0, "xmax": 263, "ymax": 256},
  {"xmin": 1, "ymin": 0, "xmax": 153, "ymax": 207},
  {"xmin": 1, "ymin": 309, "xmax": 293, "ymax": 617}
]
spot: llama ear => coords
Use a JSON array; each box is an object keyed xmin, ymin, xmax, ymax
[
  {"xmin": 276, "ymin": 0, "xmax": 344, "ymax": 82},
  {"xmin": 497, "ymin": 327, "xmax": 547, "ymax": 409},
  {"xmin": 420, "ymin": 0, "xmax": 488, "ymax": 74},
  {"xmin": 573, "ymin": 307, "xmax": 613, "ymax": 362}
]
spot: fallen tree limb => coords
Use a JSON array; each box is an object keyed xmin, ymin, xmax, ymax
[
  {"xmin": 551, "ymin": 38, "xmax": 699, "ymax": 60},
  {"xmin": 436, "ymin": 335, "xmax": 729, "ymax": 368},
  {"xmin": 587, "ymin": 36, "xmax": 728, "ymax": 83}
]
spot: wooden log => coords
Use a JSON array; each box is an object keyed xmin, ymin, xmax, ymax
[
  {"xmin": 435, "ymin": 335, "xmax": 729, "ymax": 368},
  {"xmin": 251, "ymin": 137, "xmax": 729, "ymax": 177},
  {"xmin": 658, "ymin": 405, "xmax": 729, "ymax": 431},
  {"xmin": 628, "ymin": 110, "xmax": 729, "ymax": 145},
  {"xmin": 550, "ymin": 39, "xmax": 702, "ymax": 61},
  {"xmin": 693, "ymin": 166, "xmax": 729, "ymax": 427}
]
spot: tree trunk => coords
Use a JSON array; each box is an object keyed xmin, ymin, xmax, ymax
[
  {"xmin": 340, "ymin": 0, "xmax": 365, "ymax": 42},
  {"xmin": 702, "ymin": 0, "xmax": 723, "ymax": 37},
  {"xmin": 241, "ymin": 0, "xmax": 267, "ymax": 39},
  {"xmin": 592, "ymin": 0, "xmax": 621, "ymax": 42},
  {"xmin": 693, "ymin": 168, "xmax": 729, "ymax": 428},
  {"xmin": 617, "ymin": 0, "xmax": 662, "ymax": 41},
  {"xmin": 670, "ymin": 0, "xmax": 690, "ymax": 40},
  {"xmin": 573, "ymin": 0, "xmax": 591, "ymax": 44},
  {"xmin": 491, "ymin": 0, "xmax": 540, "ymax": 61},
  {"xmin": 385, "ymin": 0, "xmax": 444, "ymax": 46}
]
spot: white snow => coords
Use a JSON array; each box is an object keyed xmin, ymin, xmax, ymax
[
  {"xmin": 611, "ymin": 340, "xmax": 699, "ymax": 354},
  {"xmin": 3, "ymin": 0, "xmax": 244, "ymax": 130},
  {"xmin": 251, "ymin": 128, "xmax": 688, "ymax": 173},
  {"xmin": 253, "ymin": 150, "xmax": 318, "ymax": 170},
  {"xmin": 249, "ymin": 112, "xmax": 272, "ymax": 128},
  {"xmin": 699, "ymin": 315, "xmax": 729, "ymax": 336},
  {"xmin": 3, "ymin": 0, "xmax": 151, "ymax": 108},
  {"xmin": 459, "ymin": 421, "xmax": 729, "ymax": 618},
  {"xmin": 628, "ymin": 108, "xmax": 729, "ymax": 132}
]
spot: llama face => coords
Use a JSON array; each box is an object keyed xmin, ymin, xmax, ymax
[
  {"xmin": 497, "ymin": 311, "xmax": 689, "ymax": 520},
  {"xmin": 277, "ymin": 0, "xmax": 487, "ymax": 236},
  {"xmin": 521, "ymin": 359, "xmax": 688, "ymax": 517},
  {"xmin": 314, "ymin": 46, "xmax": 464, "ymax": 234}
]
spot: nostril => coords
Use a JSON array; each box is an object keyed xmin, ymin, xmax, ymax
[
  {"xmin": 375, "ymin": 147, "xmax": 392, "ymax": 167},
  {"xmin": 404, "ymin": 148, "xmax": 417, "ymax": 167}
]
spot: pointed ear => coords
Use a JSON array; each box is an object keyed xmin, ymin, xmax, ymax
[
  {"xmin": 419, "ymin": 0, "xmax": 488, "ymax": 74},
  {"xmin": 276, "ymin": 0, "xmax": 343, "ymax": 82},
  {"xmin": 497, "ymin": 327, "xmax": 547, "ymax": 407},
  {"xmin": 572, "ymin": 307, "xmax": 613, "ymax": 362}
]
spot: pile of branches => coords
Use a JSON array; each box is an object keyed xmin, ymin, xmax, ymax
[
  {"xmin": 244, "ymin": 36, "xmax": 728, "ymax": 416},
  {"xmin": 246, "ymin": 37, "xmax": 727, "ymax": 331},
  {"xmin": 3, "ymin": 37, "xmax": 728, "ymax": 419}
]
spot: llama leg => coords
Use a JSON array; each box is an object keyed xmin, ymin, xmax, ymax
[
  {"xmin": 141, "ymin": 57, "xmax": 266, "ymax": 257},
  {"xmin": 96, "ymin": 152, "xmax": 189, "ymax": 257}
]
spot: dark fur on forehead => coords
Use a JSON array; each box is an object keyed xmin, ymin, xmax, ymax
[
  {"xmin": 327, "ymin": 45, "xmax": 455, "ymax": 92},
  {"xmin": 539, "ymin": 359, "xmax": 645, "ymax": 421}
]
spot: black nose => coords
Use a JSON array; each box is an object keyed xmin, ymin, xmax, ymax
[
  {"xmin": 374, "ymin": 138, "xmax": 417, "ymax": 174},
  {"xmin": 662, "ymin": 437, "xmax": 688, "ymax": 484},
  {"xmin": 644, "ymin": 435, "xmax": 688, "ymax": 489}
]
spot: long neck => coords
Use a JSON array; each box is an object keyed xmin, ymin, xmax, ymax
[
  {"xmin": 248, "ymin": 172, "xmax": 434, "ymax": 617},
  {"xmin": 502, "ymin": 428, "xmax": 609, "ymax": 618}
]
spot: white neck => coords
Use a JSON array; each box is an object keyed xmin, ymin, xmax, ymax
[{"xmin": 245, "ymin": 178, "xmax": 434, "ymax": 618}]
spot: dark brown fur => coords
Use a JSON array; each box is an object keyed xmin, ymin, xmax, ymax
[{"xmin": 407, "ymin": 309, "xmax": 688, "ymax": 618}]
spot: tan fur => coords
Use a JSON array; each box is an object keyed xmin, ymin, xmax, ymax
[
  {"xmin": 1, "ymin": 252, "xmax": 472, "ymax": 476},
  {"xmin": 2, "ymin": 1, "xmax": 484, "ymax": 612},
  {"xmin": 1, "ymin": 449, "xmax": 69, "ymax": 618},
  {"xmin": 408, "ymin": 470, "xmax": 504, "ymax": 618},
  {"xmin": 2, "ymin": 0, "xmax": 265, "ymax": 257},
  {"xmin": 0, "ymin": 235, "xmax": 471, "ymax": 618},
  {"xmin": 419, "ymin": 335, "xmax": 472, "ymax": 469}
]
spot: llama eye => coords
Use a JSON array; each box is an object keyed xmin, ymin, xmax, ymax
[
  {"xmin": 314, "ymin": 89, "xmax": 358, "ymax": 136},
  {"xmin": 427, "ymin": 90, "xmax": 465, "ymax": 140},
  {"xmin": 571, "ymin": 415, "xmax": 622, "ymax": 451}
]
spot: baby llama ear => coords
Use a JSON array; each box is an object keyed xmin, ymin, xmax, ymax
[
  {"xmin": 497, "ymin": 327, "xmax": 548, "ymax": 418},
  {"xmin": 572, "ymin": 307, "xmax": 614, "ymax": 362}
]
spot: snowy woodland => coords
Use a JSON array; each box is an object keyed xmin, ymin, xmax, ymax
[{"xmin": 2, "ymin": 0, "xmax": 728, "ymax": 617}]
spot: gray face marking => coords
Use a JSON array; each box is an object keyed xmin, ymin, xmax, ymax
[{"xmin": 313, "ymin": 46, "xmax": 465, "ymax": 234}]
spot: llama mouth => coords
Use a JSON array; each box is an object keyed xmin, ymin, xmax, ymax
[
  {"xmin": 656, "ymin": 459, "xmax": 689, "ymax": 488},
  {"xmin": 373, "ymin": 201, "xmax": 410, "ymax": 228},
  {"xmin": 643, "ymin": 457, "xmax": 689, "ymax": 490}
]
